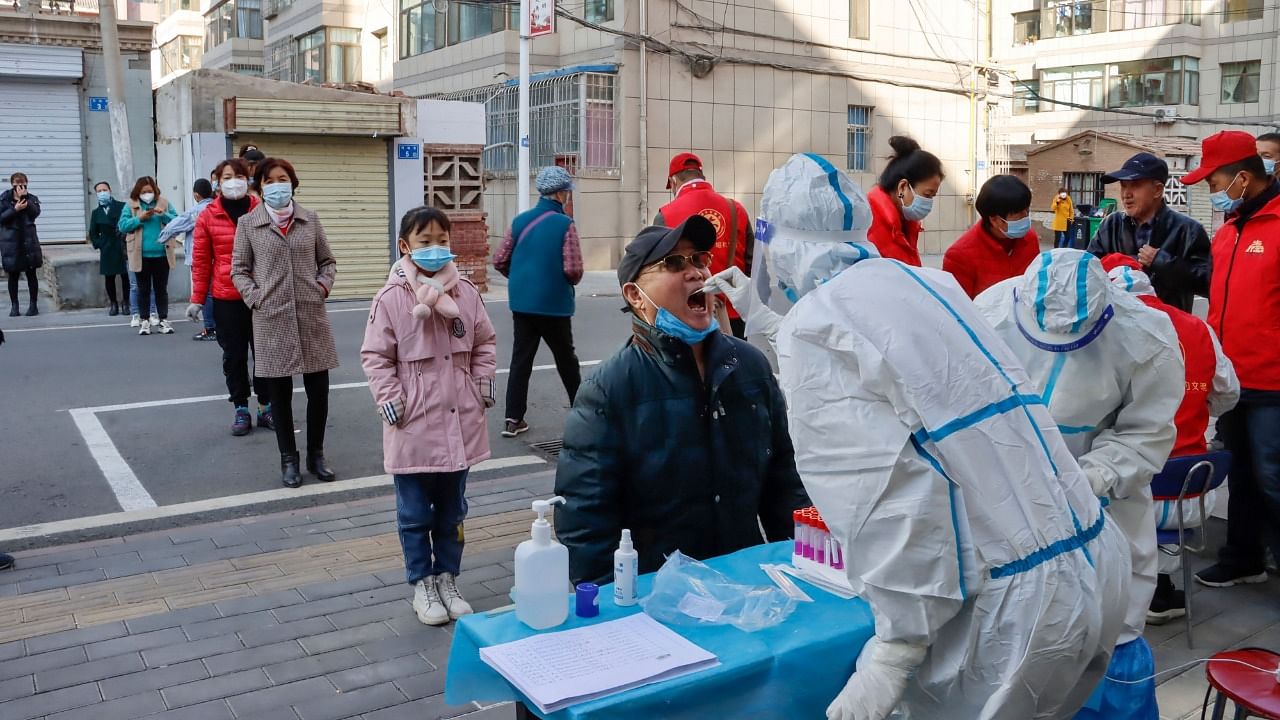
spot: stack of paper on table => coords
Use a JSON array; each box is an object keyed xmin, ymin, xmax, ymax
[{"xmin": 478, "ymin": 612, "xmax": 719, "ymax": 713}]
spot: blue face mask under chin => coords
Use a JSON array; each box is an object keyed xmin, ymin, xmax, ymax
[{"xmin": 636, "ymin": 287, "xmax": 719, "ymax": 345}]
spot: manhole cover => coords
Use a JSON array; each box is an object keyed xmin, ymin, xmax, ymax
[{"xmin": 529, "ymin": 439, "xmax": 563, "ymax": 458}]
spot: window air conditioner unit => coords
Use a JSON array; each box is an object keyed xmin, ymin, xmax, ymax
[{"xmin": 1153, "ymin": 107, "xmax": 1178, "ymax": 123}]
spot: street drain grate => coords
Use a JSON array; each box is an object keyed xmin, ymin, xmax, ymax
[{"xmin": 529, "ymin": 439, "xmax": 564, "ymax": 458}]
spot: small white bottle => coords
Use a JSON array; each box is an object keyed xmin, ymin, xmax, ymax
[
  {"xmin": 514, "ymin": 496, "xmax": 570, "ymax": 630},
  {"xmin": 613, "ymin": 529, "xmax": 638, "ymax": 607}
]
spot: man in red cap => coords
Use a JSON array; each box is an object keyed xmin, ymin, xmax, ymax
[
  {"xmin": 1101, "ymin": 253, "xmax": 1240, "ymax": 622},
  {"xmin": 655, "ymin": 152, "xmax": 754, "ymax": 338},
  {"xmin": 1181, "ymin": 129, "xmax": 1280, "ymax": 589}
]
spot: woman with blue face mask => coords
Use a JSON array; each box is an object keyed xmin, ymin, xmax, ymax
[
  {"xmin": 865, "ymin": 135, "xmax": 944, "ymax": 266},
  {"xmin": 943, "ymin": 174, "xmax": 1042, "ymax": 299},
  {"xmin": 231, "ymin": 157, "xmax": 340, "ymax": 489}
]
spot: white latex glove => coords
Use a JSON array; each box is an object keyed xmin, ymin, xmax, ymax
[
  {"xmin": 703, "ymin": 267, "xmax": 784, "ymax": 343},
  {"xmin": 1085, "ymin": 466, "xmax": 1112, "ymax": 497},
  {"xmin": 704, "ymin": 266, "xmax": 754, "ymax": 308},
  {"xmin": 185, "ymin": 303, "xmax": 203, "ymax": 322},
  {"xmin": 827, "ymin": 637, "xmax": 927, "ymax": 720}
]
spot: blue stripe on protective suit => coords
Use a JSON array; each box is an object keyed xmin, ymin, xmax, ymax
[
  {"xmin": 1068, "ymin": 505, "xmax": 1095, "ymax": 566},
  {"xmin": 1073, "ymin": 637, "xmax": 1158, "ymax": 720},
  {"xmin": 1122, "ymin": 267, "xmax": 1135, "ymax": 292},
  {"xmin": 1034, "ymin": 252, "xmax": 1053, "ymax": 331},
  {"xmin": 893, "ymin": 263, "xmax": 1061, "ymax": 475},
  {"xmin": 1071, "ymin": 252, "xmax": 1093, "ymax": 333},
  {"xmin": 1042, "ymin": 353, "xmax": 1068, "ymax": 404},
  {"xmin": 913, "ymin": 393, "xmax": 1045, "ymax": 445},
  {"xmin": 909, "ymin": 436, "xmax": 967, "ymax": 600},
  {"xmin": 990, "ymin": 507, "xmax": 1105, "ymax": 579},
  {"xmin": 803, "ymin": 153, "xmax": 853, "ymax": 230},
  {"xmin": 1058, "ymin": 424, "xmax": 1097, "ymax": 435}
]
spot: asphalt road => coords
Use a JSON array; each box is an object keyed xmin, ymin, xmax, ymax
[{"xmin": 0, "ymin": 293, "xmax": 633, "ymax": 538}]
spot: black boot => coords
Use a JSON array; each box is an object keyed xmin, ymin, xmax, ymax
[
  {"xmin": 109, "ymin": 302, "xmax": 120, "ymax": 317},
  {"xmin": 8, "ymin": 303, "xmax": 17, "ymax": 317},
  {"xmin": 25, "ymin": 303, "xmax": 37, "ymax": 316},
  {"xmin": 281, "ymin": 452, "xmax": 303, "ymax": 488},
  {"xmin": 306, "ymin": 451, "xmax": 337, "ymax": 482}
]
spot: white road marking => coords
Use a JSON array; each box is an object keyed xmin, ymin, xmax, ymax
[
  {"xmin": 67, "ymin": 409, "xmax": 158, "ymax": 511},
  {"xmin": 4, "ymin": 304, "xmax": 376, "ymax": 333},
  {"xmin": 0, "ymin": 455, "xmax": 547, "ymax": 543},
  {"xmin": 73, "ymin": 361, "xmax": 603, "ymax": 413}
]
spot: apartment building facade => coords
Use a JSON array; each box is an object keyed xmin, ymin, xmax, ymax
[
  {"xmin": 393, "ymin": 0, "xmax": 999, "ymax": 268},
  {"xmin": 153, "ymin": 0, "xmax": 204, "ymax": 86},
  {"xmin": 993, "ymin": 0, "xmax": 1280, "ymax": 223}
]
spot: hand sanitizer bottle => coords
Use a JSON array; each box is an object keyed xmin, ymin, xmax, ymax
[
  {"xmin": 613, "ymin": 529, "xmax": 638, "ymax": 607},
  {"xmin": 514, "ymin": 496, "xmax": 569, "ymax": 630}
]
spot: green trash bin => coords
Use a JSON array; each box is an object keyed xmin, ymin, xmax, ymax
[{"xmin": 1087, "ymin": 199, "xmax": 1118, "ymax": 241}]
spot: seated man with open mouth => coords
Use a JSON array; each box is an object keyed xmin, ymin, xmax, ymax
[{"xmin": 553, "ymin": 215, "xmax": 811, "ymax": 586}]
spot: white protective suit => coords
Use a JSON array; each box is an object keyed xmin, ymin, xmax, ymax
[
  {"xmin": 752, "ymin": 154, "xmax": 1131, "ymax": 720},
  {"xmin": 1106, "ymin": 265, "xmax": 1239, "ymax": 573},
  {"xmin": 974, "ymin": 251, "xmax": 1183, "ymax": 644}
]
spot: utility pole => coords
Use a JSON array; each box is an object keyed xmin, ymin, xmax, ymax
[
  {"xmin": 517, "ymin": 0, "xmax": 531, "ymax": 212},
  {"xmin": 98, "ymin": 0, "xmax": 134, "ymax": 192}
]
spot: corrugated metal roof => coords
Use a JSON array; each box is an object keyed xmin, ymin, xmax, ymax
[
  {"xmin": 227, "ymin": 98, "xmax": 404, "ymax": 136},
  {"xmin": 0, "ymin": 43, "xmax": 81, "ymax": 79}
]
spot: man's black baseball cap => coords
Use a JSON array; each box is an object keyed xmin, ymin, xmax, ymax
[
  {"xmin": 616, "ymin": 215, "xmax": 716, "ymax": 286},
  {"xmin": 1102, "ymin": 152, "xmax": 1169, "ymax": 184}
]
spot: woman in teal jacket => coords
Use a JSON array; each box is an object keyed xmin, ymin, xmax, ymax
[{"xmin": 118, "ymin": 176, "xmax": 177, "ymax": 335}]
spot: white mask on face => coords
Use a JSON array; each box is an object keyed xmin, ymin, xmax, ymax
[
  {"xmin": 139, "ymin": 192, "xmax": 156, "ymax": 204},
  {"xmin": 221, "ymin": 178, "xmax": 248, "ymax": 200}
]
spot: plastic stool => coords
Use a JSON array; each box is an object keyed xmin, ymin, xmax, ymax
[{"xmin": 1206, "ymin": 648, "xmax": 1280, "ymax": 719}]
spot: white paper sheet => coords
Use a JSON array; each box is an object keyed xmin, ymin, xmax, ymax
[{"xmin": 479, "ymin": 613, "xmax": 719, "ymax": 713}]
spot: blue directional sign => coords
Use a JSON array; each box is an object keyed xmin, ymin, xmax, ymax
[
  {"xmin": 88, "ymin": 97, "xmax": 109, "ymax": 112},
  {"xmin": 397, "ymin": 143, "xmax": 420, "ymax": 160}
]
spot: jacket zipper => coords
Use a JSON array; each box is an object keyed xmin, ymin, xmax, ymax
[{"xmin": 1217, "ymin": 230, "xmax": 1242, "ymax": 344}]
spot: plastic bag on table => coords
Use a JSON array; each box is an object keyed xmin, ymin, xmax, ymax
[{"xmin": 640, "ymin": 551, "xmax": 797, "ymax": 632}]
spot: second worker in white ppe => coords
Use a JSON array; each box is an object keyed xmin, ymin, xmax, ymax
[
  {"xmin": 975, "ymin": 250, "xmax": 1183, "ymax": 719},
  {"xmin": 723, "ymin": 153, "xmax": 1131, "ymax": 720}
]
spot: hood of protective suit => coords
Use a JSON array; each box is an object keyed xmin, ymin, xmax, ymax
[
  {"xmin": 1014, "ymin": 249, "xmax": 1114, "ymax": 345},
  {"xmin": 1106, "ymin": 266, "xmax": 1155, "ymax": 297},
  {"xmin": 758, "ymin": 153, "xmax": 876, "ymax": 302}
]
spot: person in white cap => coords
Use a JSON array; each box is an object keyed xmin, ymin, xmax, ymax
[
  {"xmin": 974, "ymin": 250, "xmax": 1183, "ymax": 719},
  {"xmin": 709, "ymin": 153, "xmax": 1129, "ymax": 720}
]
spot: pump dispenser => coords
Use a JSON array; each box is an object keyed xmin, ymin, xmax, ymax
[{"xmin": 514, "ymin": 496, "xmax": 569, "ymax": 630}]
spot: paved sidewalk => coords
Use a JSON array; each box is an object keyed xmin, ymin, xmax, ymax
[{"xmin": 0, "ymin": 475, "xmax": 1275, "ymax": 719}]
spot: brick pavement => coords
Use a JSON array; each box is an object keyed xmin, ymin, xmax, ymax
[
  {"xmin": 0, "ymin": 467, "xmax": 1275, "ymax": 719},
  {"xmin": 0, "ymin": 473, "xmax": 556, "ymax": 720}
]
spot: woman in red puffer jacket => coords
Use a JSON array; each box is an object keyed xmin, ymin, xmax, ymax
[{"xmin": 189, "ymin": 158, "xmax": 272, "ymax": 436}]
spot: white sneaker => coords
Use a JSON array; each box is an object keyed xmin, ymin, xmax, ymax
[
  {"xmin": 156, "ymin": 320, "xmax": 175, "ymax": 335},
  {"xmin": 413, "ymin": 577, "xmax": 449, "ymax": 626},
  {"xmin": 130, "ymin": 313, "xmax": 141, "ymax": 328},
  {"xmin": 437, "ymin": 572, "xmax": 473, "ymax": 620},
  {"xmin": 148, "ymin": 313, "xmax": 159, "ymax": 326},
  {"xmin": 138, "ymin": 320, "xmax": 151, "ymax": 336}
]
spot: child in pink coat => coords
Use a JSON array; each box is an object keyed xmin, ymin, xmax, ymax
[{"xmin": 361, "ymin": 207, "xmax": 498, "ymax": 626}]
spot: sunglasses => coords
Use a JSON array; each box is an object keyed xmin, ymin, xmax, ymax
[{"xmin": 644, "ymin": 251, "xmax": 713, "ymax": 274}]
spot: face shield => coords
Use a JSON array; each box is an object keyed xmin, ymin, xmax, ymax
[{"xmin": 748, "ymin": 153, "xmax": 877, "ymax": 337}]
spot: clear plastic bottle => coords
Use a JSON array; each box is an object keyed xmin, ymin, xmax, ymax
[{"xmin": 514, "ymin": 496, "xmax": 570, "ymax": 630}]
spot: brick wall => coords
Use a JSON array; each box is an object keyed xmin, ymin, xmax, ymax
[
  {"xmin": 1027, "ymin": 138, "xmax": 1140, "ymax": 213},
  {"xmin": 449, "ymin": 210, "xmax": 490, "ymax": 292},
  {"xmin": 424, "ymin": 144, "xmax": 488, "ymax": 290}
]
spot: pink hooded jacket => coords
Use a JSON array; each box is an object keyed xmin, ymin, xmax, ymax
[{"xmin": 361, "ymin": 257, "xmax": 498, "ymax": 474}]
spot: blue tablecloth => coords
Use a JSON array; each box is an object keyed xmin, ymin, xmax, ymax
[{"xmin": 445, "ymin": 542, "xmax": 875, "ymax": 720}]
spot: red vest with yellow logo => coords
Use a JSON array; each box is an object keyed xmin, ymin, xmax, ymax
[
  {"xmin": 1208, "ymin": 192, "xmax": 1280, "ymax": 390},
  {"xmin": 658, "ymin": 180, "xmax": 752, "ymax": 319},
  {"xmin": 1139, "ymin": 294, "xmax": 1217, "ymax": 456}
]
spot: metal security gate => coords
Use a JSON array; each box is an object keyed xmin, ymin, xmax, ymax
[
  {"xmin": 238, "ymin": 135, "xmax": 392, "ymax": 300},
  {"xmin": 0, "ymin": 79, "xmax": 86, "ymax": 244}
]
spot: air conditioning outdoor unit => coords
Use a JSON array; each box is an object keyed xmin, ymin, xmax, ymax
[{"xmin": 1153, "ymin": 107, "xmax": 1179, "ymax": 123}]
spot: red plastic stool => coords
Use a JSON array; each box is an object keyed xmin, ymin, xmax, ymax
[{"xmin": 1206, "ymin": 648, "xmax": 1280, "ymax": 719}]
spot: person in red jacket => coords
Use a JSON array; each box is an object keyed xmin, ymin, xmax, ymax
[
  {"xmin": 1180, "ymin": 130, "xmax": 1280, "ymax": 589},
  {"xmin": 655, "ymin": 152, "xmax": 753, "ymax": 337},
  {"xmin": 866, "ymin": 136, "xmax": 943, "ymax": 266},
  {"xmin": 943, "ymin": 175, "xmax": 1041, "ymax": 298},
  {"xmin": 188, "ymin": 158, "xmax": 272, "ymax": 437},
  {"xmin": 1102, "ymin": 253, "xmax": 1240, "ymax": 623}
]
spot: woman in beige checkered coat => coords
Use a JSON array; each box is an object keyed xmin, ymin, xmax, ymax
[{"xmin": 231, "ymin": 158, "xmax": 339, "ymax": 489}]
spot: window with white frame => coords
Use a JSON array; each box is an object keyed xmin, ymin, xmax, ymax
[
  {"xmin": 584, "ymin": 0, "xmax": 613, "ymax": 22},
  {"xmin": 159, "ymin": 35, "xmax": 202, "ymax": 75},
  {"xmin": 1221, "ymin": 60, "xmax": 1260, "ymax": 104},
  {"xmin": 292, "ymin": 27, "xmax": 360, "ymax": 84},
  {"xmin": 846, "ymin": 106, "xmax": 872, "ymax": 172},
  {"xmin": 1039, "ymin": 65, "xmax": 1105, "ymax": 110},
  {"xmin": 1223, "ymin": 0, "xmax": 1262, "ymax": 22},
  {"xmin": 265, "ymin": 37, "xmax": 292, "ymax": 81},
  {"xmin": 1063, "ymin": 171, "xmax": 1104, "ymax": 210},
  {"xmin": 438, "ymin": 72, "xmax": 620, "ymax": 175},
  {"xmin": 204, "ymin": 0, "xmax": 262, "ymax": 50}
]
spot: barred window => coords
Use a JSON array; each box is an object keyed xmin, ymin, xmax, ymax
[
  {"xmin": 1063, "ymin": 171, "xmax": 1104, "ymax": 210},
  {"xmin": 265, "ymin": 36, "xmax": 292, "ymax": 81},
  {"xmin": 437, "ymin": 72, "xmax": 619, "ymax": 175},
  {"xmin": 846, "ymin": 105, "xmax": 872, "ymax": 172}
]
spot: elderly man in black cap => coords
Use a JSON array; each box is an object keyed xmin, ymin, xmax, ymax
[
  {"xmin": 1087, "ymin": 151, "xmax": 1211, "ymax": 312},
  {"xmin": 552, "ymin": 216, "xmax": 809, "ymax": 586}
]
